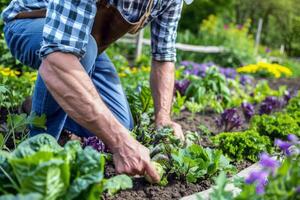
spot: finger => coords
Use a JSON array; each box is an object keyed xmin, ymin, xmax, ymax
[{"xmin": 144, "ymin": 161, "xmax": 160, "ymax": 183}]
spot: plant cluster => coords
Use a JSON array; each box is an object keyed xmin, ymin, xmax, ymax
[
  {"xmin": 0, "ymin": 134, "xmax": 132, "ymax": 199},
  {"xmin": 135, "ymin": 127, "xmax": 235, "ymax": 185},
  {"xmin": 0, "ymin": 68, "xmax": 37, "ymax": 109},
  {"xmin": 237, "ymin": 62, "xmax": 292, "ymax": 78},
  {"xmin": 250, "ymin": 112, "xmax": 300, "ymax": 140},
  {"xmin": 212, "ymin": 130, "xmax": 272, "ymax": 162},
  {"xmin": 207, "ymin": 135, "xmax": 300, "ymax": 200}
]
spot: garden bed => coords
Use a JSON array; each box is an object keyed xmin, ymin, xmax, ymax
[{"xmin": 102, "ymin": 78, "xmax": 300, "ymax": 200}]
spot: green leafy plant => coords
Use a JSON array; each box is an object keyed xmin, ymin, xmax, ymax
[
  {"xmin": 0, "ymin": 134, "xmax": 118, "ymax": 199},
  {"xmin": 103, "ymin": 175, "xmax": 133, "ymax": 196},
  {"xmin": 1, "ymin": 113, "xmax": 46, "ymax": 150},
  {"xmin": 250, "ymin": 113, "xmax": 300, "ymax": 140},
  {"xmin": 212, "ymin": 130, "xmax": 272, "ymax": 162},
  {"xmin": 185, "ymin": 100, "xmax": 204, "ymax": 119},
  {"xmin": 286, "ymin": 92, "xmax": 300, "ymax": 113},
  {"xmin": 171, "ymin": 144, "xmax": 235, "ymax": 183},
  {"xmin": 185, "ymin": 67, "xmax": 231, "ymax": 111},
  {"xmin": 172, "ymin": 91, "xmax": 186, "ymax": 117}
]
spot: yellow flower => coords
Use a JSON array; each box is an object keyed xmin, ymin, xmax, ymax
[{"xmin": 237, "ymin": 62, "xmax": 292, "ymax": 78}]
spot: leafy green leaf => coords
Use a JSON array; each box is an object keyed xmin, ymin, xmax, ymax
[
  {"xmin": 0, "ymin": 193, "xmax": 43, "ymax": 200},
  {"xmin": 104, "ymin": 175, "xmax": 133, "ymax": 196}
]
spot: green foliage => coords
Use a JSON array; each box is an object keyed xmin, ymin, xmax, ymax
[
  {"xmin": 0, "ymin": 69, "xmax": 36, "ymax": 109},
  {"xmin": 185, "ymin": 66, "xmax": 230, "ymax": 113},
  {"xmin": 206, "ymin": 172, "xmax": 243, "ymax": 200},
  {"xmin": 126, "ymin": 84, "xmax": 153, "ymax": 125},
  {"xmin": 143, "ymin": 128, "xmax": 235, "ymax": 184},
  {"xmin": 171, "ymin": 144, "xmax": 235, "ymax": 183},
  {"xmin": 286, "ymin": 92, "xmax": 300, "ymax": 113},
  {"xmin": 250, "ymin": 113, "xmax": 300, "ymax": 140},
  {"xmin": 212, "ymin": 130, "xmax": 272, "ymax": 162},
  {"xmin": 0, "ymin": 193, "xmax": 43, "ymax": 200},
  {"xmin": 172, "ymin": 91, "xmax": 186, "ymax": 117},
  {"xmin": 185, "ymin": 100, "xmax": 204, "ymax": 119},
  {"xmin": 103, "ymin": 175, "xmax": 133, "ymax": 196},
  {"xmin": 236, "ymin": 142, "xmax": 300, "ymax": 200},
  {"xmin": 0, "ymin": 134, "xmax": 108, "ymax": 199}
]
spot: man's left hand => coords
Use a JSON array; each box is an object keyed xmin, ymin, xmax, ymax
[{"xmin": 156, "ymin": 120, "xmax": 184, "ymax": 141}]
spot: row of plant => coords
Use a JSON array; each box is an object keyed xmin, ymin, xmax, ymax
[{"xmin": 204, "ymin": 134, "xmax": 300, "ymax": 200}]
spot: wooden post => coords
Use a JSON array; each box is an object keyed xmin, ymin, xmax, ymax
[
  {"xmin": 255, "ymin": 18, "xmax": 263, "ymax": 54},
  {"xmin": 135, "ymin": 29, "xmax": 144, "ymax": 61}
]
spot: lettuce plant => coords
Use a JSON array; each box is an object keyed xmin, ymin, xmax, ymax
[
  {"xmin": 212, "ymin": 130, "xmax": 272, "ymax": 162},
  {"xmin": 250, "ymin": 113, "xmax": 300, "ymax": 140},
  {"xmin": 0, "ymin": 134, "xmax": 132, "ymax": 199}
]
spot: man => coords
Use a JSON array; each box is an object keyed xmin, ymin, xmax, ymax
[{"xmin": 2, "ymin": 0, "xmax": 190, "ymax": 182}]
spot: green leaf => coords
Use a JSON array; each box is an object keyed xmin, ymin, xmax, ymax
[
  {"xmin": 9, "ymin": 151, "xmax": 70, "ymax": 200},
  {"xmin": 12, "ymin": 134, "xmax": 62, "ymax": 159},
  {"xmin": 64, "ymin": 147, "xmax": 105, "ymax": 200},
  {"xmin": 0, "ymin": 193, "xmax": 43, "ymax": 200},
  {"xmin": 104, "ymin": 175, "xmax": 133, "ymax": 196},
  {"xmin": 27, "ymin": 113, "xmax": 47, "ymax": 130}
]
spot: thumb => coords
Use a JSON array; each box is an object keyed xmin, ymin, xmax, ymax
[{"xmin": 144, "ymin": 161, "xmax": 160, "ymax": 183}]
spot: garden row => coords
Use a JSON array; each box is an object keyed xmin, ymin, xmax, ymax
[{"xmin": 0, "ymin": 61, "xmax": 299, "ymax": 200}]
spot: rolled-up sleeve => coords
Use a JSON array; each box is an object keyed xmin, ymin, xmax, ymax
[
  {"xmin": 150, "ymin": 0, "xmax": 183, "ymax": 62},
  {"xmin": 39, "ymin": 0, "xmax": 97, "ymax": 59}
]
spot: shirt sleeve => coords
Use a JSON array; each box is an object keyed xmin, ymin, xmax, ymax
[
  {"xmin": 39, "ymin": 0, "xmax": 97, "ymax": 59},
  {"xmin": 150, "ymin": 0, "xmax": 183, "ymax": 62}
]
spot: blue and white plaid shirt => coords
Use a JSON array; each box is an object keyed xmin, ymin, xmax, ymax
[{"xmin": 2, "ymin": 0, "xmax": 184, "ymax": 62}]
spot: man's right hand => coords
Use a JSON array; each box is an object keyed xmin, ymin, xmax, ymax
[{"xmin": 112, "ymin": 136, "xmax": 160, "ymax": 183}]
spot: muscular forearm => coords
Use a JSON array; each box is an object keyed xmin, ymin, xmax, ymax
[
  {"xmin": 150, "ymin": 60, "xmax": 175, "ymax": 123},
  {"xmin": 39, "ymin": 52, "xmax": 130, "ymax": 152}
]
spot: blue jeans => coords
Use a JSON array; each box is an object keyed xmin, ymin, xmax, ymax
[{"xmin": 3, "ymin": 18, "xmax": 134, "ymax": 139}]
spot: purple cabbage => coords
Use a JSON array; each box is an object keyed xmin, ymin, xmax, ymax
[
  {"xmin": 241, "ymin": 102, "xmax": 255, "ymax": 121},
  {"xmin": 259, "ymin": 96, "xmax": 283, "ymax": 115},
  {"xmin": 216, "ymin": 108, "xmax": 242, "ymax": 132},
  {"xmin": 175, "ymin": 80, "xmax": 190, "ymax": 95},
  {"xmin": 83, "ymin": 136, "xmax": 107, "ymax": 152}
]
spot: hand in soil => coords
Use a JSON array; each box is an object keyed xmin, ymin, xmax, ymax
[
  {"xmin": 156, "ymin": 120, "xmax": 185, "ymax": 141},
  {"xmin": 113, "ymin": 136, "xmax": 161, "ymax": 183}
]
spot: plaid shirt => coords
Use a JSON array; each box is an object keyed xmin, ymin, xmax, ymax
[{"xmin": 2, "ymin": 0, "xmax": 183, "ymax": 62}]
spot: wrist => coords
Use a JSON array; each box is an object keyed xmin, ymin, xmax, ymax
[
  {"xmin": 108, "ymin": 128, "xmax": 135, "ymax": 154},
  {"xmin": 155, "ymin": 113, "xmax": 172, "ymax": 126}
]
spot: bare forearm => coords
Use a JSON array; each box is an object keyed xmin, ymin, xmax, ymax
[
  {"xmin": 150, "ymin": 60, "xmax": 175, "ymax": 123},
  {"xmin": 40, "ymin": 52, "xmax": 129, "ymax": 152}
]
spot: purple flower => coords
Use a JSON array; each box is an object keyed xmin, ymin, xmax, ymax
[
  {"xmin": 287, "ymin": 134, "xmax": 299, "ymax": 143},
  {"xmin": 296, "ymin": 186, "xmax": 300, "ymax": 193},
  {"xmin": 256, "ymin": 182, "xmax": 266, "ymax": 194},
  {"xmin": 240, "ymin": 75, "xmax": 253, "ymax": 85},
  {"xmin": 275, "ymin": 139, "xmax": 292, "ymax": 155},
  {"xmin": 216, "ymin": 108, "xmax": 242, "ymax": 132},
  {"xmin": 175, "ymin": 80, "xmax": 190, "ymax": 95},
  {"xmin": 219, "ymin": 67, "xmax": 237, "ymax": 79},
  {"xmin": 259, "ymin": 153, "xmax": 279, "ymax": 172},
  {"xmin": 237, "ymin": 24, "xmax": 244, "ymax": 30},
  {"xmin": 224, "ymin": 24, "xmax": 229, "ymax": 30},
  {"xmin": 245, "ymin": 170, "xmax": 268, "ymax": 195},
  {"xmin": 83, "ymin": 136, "xmax": 106, "ymax": 152},
  {"xmin": 241, "ymin": 102, "xmax": 255, "ymax": 121},
  {"xmin": 265, "ymin": 48, "xmax": 271, "ymax": 53},
  {"xmin": 259, "ymin": 96, "xmax": 282, "ymax": 115}
]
